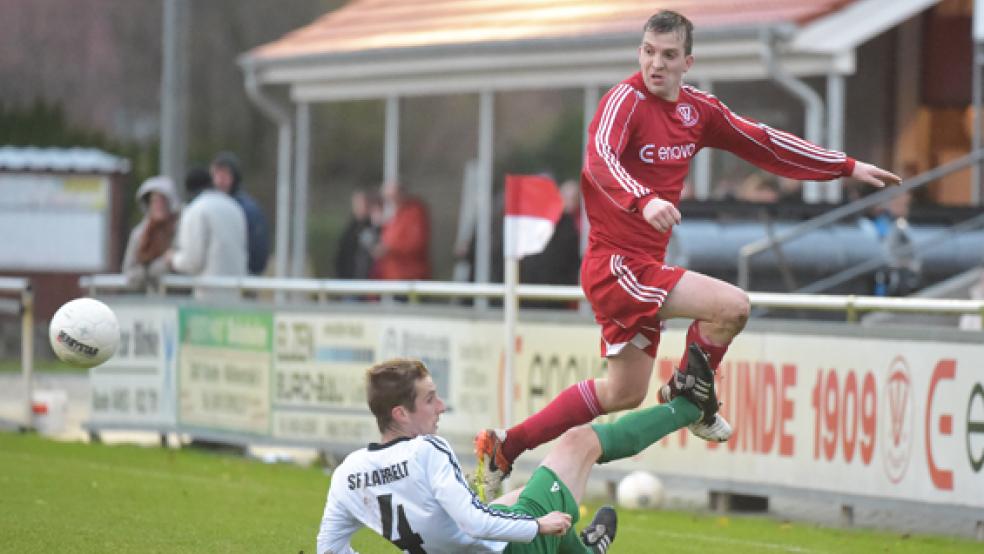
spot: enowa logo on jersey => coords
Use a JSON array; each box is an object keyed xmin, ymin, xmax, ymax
[{"xmin": 639, "ymin": 142, "xmax": 697, "ymax": 164}]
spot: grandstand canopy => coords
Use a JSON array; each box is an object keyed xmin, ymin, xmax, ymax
[{"xmin": 242, "ymin": 0, "xmax": 939, "ymax": 100}]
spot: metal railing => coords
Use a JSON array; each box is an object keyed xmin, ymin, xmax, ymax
[
  {"xmin": 0, "ymin": 277, "xmax": 33, "ymax": 431},
  {"xmin": 738, "ymin": 149, "xmax": 984, "ymax": 291},
  {"xmin": 80, "ymin": 274, "xmax": 984, "ymax": 323},
  {"xmin": 797, "ymin": 211, "xmax": 984, "ymax": 294},
  {"xmin": 81, "ymin": 274, "xmax": 584, "ymax": 303}
]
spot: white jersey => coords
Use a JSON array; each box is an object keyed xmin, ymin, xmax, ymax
[{"xmin": 317, "ymin": 435, "xmax": 537, "ymax": 554}]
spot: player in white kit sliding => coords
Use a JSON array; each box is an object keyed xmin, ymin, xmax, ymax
[{"xmin": 317, "ymin": 355, "xmax": 720, "ymax": 553}]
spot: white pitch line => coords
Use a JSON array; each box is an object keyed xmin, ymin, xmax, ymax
[{"xmin": 648, "ymin": 528, "xmax": 823, "ymax": 553}]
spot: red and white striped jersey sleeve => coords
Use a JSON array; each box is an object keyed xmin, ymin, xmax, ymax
[
  {"xmin": 584, "ymin": 83, "xmax": 652, "ymax": 212},
  {"xmin": 690, "ymin": 87, "xmax": 856, "ymax": 180}
]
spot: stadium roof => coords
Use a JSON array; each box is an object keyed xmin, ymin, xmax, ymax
[
  {"xmin": 241, "ymin": 0, "xmax": 940, "ymax": 101},
  {"xmin": 0, "ymin": 146, "xmax": 130, "ymax": 174},
  {"xmin": 251, "ymin": 0, "xmax": 844, "ymax": 59}
]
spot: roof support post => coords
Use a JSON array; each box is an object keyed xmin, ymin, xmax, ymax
[
  {"xmin": 244, "ymin": 70, "xmax": 293, "ymax": 280},
  {"xmin": 160, "ymin": 0, "xmax": 189, "ymax": 186},
  {"xmin": 826, "ymin": 72, "xmax": 845, "ymax": 203},
  {"xmin": 385, "ymin": 95, "xmax": 400, "ymax": 183},
  {"xmin": 580, "ymin": 85, "xmax": 599, "ymax": 316},
  {"xmin": 693, "ymin": 78, "xmax": 714, "ymax": 200},
  {"xmin": 973, "ymin": 40, "xmax": 983, "ymax": 206},
  {"xmin": 760, "ymin": 29, "xmax": 826, "ymax": 203},
  {"xmin": 475, "ymin": 90, "xmax": 494, "ymax": 309},
  {"xmin": 292, "ymin": 101, "xmax": 311, "ymax": 278},
  {"xmin": 581, "ymin": 85, "xmax": 599, "ymax": 257}
]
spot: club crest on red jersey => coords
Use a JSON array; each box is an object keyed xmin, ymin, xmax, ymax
[{"xmin": 676, "ymin": 103, "xmax": 698, "ymax": 127}]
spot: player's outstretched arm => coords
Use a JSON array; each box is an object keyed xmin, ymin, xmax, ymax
[
  {"xmin": 851, "ymin": 161, "xmax": 902, "ymax": 188},
  {"xmin": 536, "ymin": 511, "xmax": 572, "ymax": 536}
]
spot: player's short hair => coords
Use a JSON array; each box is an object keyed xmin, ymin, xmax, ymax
[
  {"xmin": 366, "ymin": 359, "xmax": 430, "ymax": 433},
  {"xmin": 643, "ymin": 10, "xmax": 694, "ymax": 55}
]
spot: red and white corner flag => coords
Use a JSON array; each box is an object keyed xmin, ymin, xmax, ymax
[{"xmin": 503, "ymin": 174, "xmax": 564, "ymax": 259}]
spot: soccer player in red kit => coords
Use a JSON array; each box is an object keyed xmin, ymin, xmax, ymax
[{"xmin": 474, "ymin": 9, "xmax": 900, "ymax": 500}]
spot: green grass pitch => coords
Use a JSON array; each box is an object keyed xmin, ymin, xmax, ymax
[{"xmin": 0, "ymin": 432, "xmax": 978, "ymax": 553}]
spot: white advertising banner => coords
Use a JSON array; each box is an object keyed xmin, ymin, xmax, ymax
[
  {"xmin": 89, "ymin": 304, "xmax": 178, "ymax": 428},
  {"xmin": 272, "ymin": 313, "xmax": 379, "ymax": 445},
  {"xmin": 512, "ymin": 323, "xmax": 984, "ymax": 509},
  {"xmin": 271, "ymin": 313, "xmax": 500, "ymax": 451},
  {"xmin": 89, "ymin": 303, "xmax": 984, "ymax": 509}
]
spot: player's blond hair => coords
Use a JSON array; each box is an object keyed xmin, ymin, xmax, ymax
[
  {"xmin": 644, "ymin": 10, "xmax": 694, "ymax": 55},
  {"xmin": 366, "ymin": 359, "xmax": 430, "ymax": 433}
]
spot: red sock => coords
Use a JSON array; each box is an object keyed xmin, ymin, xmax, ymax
[
  {"xmin": 502, "ymin": 379, "xmax": 602, "ymax": 463},
  {"xmin": 679, "ymin": 320, "xmax": 730, "ymax": 371}
]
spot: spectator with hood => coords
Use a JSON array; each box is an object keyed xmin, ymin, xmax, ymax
[
  {"xmin": 211, "ymin": 151, "xmax": 270, "ymax": 275},
  {"xmin": 122, "ymin": 175, "xmax": 181, "ymax": 290}
]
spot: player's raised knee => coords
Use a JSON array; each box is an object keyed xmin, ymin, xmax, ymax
[
  {"xmin": 608, "ymin": 383, "xmax": 647, "ymax": 410},
  {"xmin": 720, "ymin": 289, "xmax": 750, "ymax": 331}
]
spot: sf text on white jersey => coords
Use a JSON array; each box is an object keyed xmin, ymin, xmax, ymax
[{"xmin": 317, "ymin": 435, "xmax": 538, "ymax": 554}]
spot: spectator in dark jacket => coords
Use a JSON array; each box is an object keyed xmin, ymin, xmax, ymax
[
  {"xmin": 211, "ymin": 151, "xmax": 270, "ymax": 275},
  {"xmin": 335, "ymin": 188, "xmax": 380, "ymax": 279}
]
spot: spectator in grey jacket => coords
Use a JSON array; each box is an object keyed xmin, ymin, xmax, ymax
[
  {"xmin": 122, "ymin": 175, "xmax": 181, "ymax": 290},
  {"xmin": 165, "ymin": 168, "xmax": 247, "ymax": 299},
  {"xmin": 211, "ymin": 151, "xmax": 270, "ymax": 275}
]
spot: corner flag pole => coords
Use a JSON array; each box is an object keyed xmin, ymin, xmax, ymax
[
  {"xmin": 503, "ymin": 256, "xmax": 519, "ymax": 430},
  {"xmin": 501, "ymin": 174, "xmax": 564, "ymax": 430}
]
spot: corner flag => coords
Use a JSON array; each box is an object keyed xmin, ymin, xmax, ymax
[{"xmin": 503, "ymin": 174, "xmax": 564, "ymax": 259}]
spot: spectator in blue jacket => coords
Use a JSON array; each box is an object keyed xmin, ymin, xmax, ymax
[{"xmin": 211, "ymin": 151, "xmax": 270, "ymax": 275}]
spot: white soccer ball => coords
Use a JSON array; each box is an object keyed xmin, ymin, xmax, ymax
[
  {"xmin": 616, "ymin": 470, "xmax": 664, "ymax": 510},
  {"xmin": 48, "ymin": 298, "xmax": 120, "ymax": 368}
]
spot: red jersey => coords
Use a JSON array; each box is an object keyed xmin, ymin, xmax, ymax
[{"xmin": 581, "ymin": 72, "xmax": 856, "ymax": 262}]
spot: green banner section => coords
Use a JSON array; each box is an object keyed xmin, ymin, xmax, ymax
[
  {"xmin": 180, "ymin": 307, "xmax": 273, "ymax": 351},
  {"xmin": 178, "ymin": 306, "xmax": 274, "ymax": 435}
]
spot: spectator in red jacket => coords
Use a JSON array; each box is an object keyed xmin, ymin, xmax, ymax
[{"xmin": 373, "ymin": 180, "xmax": 431, "ymax": 280}]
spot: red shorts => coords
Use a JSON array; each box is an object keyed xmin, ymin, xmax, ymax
[{"xmin": 580, "ymin": 253, "xmax": 687, "ymax": 358}]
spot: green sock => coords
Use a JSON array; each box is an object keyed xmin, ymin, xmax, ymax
[{"xmin": 592, "ymin": 397, "xmax": 700, "ymax": 464}]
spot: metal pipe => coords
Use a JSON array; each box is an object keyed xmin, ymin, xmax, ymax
[
  {"xmin": 580, "ymin": 85, "xmax": 599, "ymax": 316},
  {"xmin": 973, "ymin": 42, "xmax": 983, "ymax": 206},
  {"xmin": 292, "ymin": 102, "xmax": 311, "ymax": 278},
  {"xmin": 475, "ymin": 90, "xmax": 494, "ymax": 309},
  {"xmin": 693, "ymin": 78, "xmax": 714, "ymax": 200},
  {"xmin": 77, "ymin": 273, "xmax": 984, "ymax": 317},
  {"xmin": 760, "ymin": 29, "xmax": 825, "ymax": 204},
  {"xmin": 0, "ymin": 278, "xmax": 33, "ymax": 430},
  {"xmin": 160, "ymin": 0, "xmax": 189, "ymax": 186},
  {"xmin": 737, "ymin": 149, "xmax": 984, "ymax": 290},
  {"xmin": 244, "ymin": 69, "xmax": 293, "ymax": 280},
  {"xmin": 385, "ymin": 96, "xmax": 400, "ymax": 182},
  {"xmin": 796, "ymin": 211, "xmax": 984, "ymax": 294},
  {"xmin": 581, "ymin": 85, "xmax": 599, "ymax": 258},
  {"xmin": 503, "ymin": 258, "xmax": 519, "ymax": 429},
  {"xmin": 826, "ymin": 73, "xmax": 846, "ymax": 203},
  {"xmin": 20, "ymin": 284, "xmax": 33, "ymax": 431}
]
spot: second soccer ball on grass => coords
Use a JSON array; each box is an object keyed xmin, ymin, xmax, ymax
[{"xmin": 616, "ymin": 470, "xmax": 664, "ymax": 510}]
